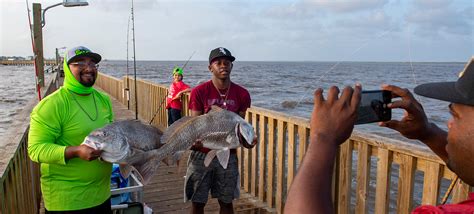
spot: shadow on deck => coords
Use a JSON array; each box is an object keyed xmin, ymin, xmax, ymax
[{"xmin": 110, "ymin": 93, "xmax": 274, "ymax": 214}]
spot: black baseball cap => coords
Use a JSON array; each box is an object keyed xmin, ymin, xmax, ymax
[
  {"xmin": 66, "ymin": 46, "xmax": 101, "ymax": 65},
  {"xmin": 209, "ymin": 47, "xmax": 235, "ymax": 64},
  {"xmin": 414, "ymin": 57, "xmax": 474, "ymax": 106}
]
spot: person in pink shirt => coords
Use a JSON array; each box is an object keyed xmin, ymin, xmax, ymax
[{"xmin": 166, "ymin": 66, "xmax": 190, "ymax": 125}]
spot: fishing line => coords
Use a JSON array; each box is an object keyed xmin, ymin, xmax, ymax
[
  {"xmin": 294, "ymin": 26, "xmax": 397, "ymax": 107},
  {"xmin": 25, "ymin": 0, "xmax": 42, "ymax": 101},
  {"xmin": 407, "ymin": 25, "xmax": 417, "ymax": 85}
]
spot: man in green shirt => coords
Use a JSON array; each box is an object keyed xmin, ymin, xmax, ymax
[{"xmin": 28, "ymin": 46, "xmax": 114, "ymax": 213}]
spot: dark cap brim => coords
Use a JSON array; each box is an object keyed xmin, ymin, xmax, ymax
[
  {"xmin": 67, "ymin": 52, "xmax": 102, "ymax": 64},
  {"xmin": 414, "ymin": 82, "xmax": 474, "ymax": 105},
  {"xmin": 209, "ymin": 56, "xmax": 235, "ymax": 64}
]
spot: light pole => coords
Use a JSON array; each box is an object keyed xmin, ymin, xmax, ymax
[{"xmin": 32, "ymin": 0, "xmax": 88, "ymax": 87}]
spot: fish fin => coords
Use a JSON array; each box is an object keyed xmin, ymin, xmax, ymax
[
  {"xmin": 161, "ymin": 116, "xmax": 199, "ymax": 144},
  {"xmin": 172, "ymin": 151, "xmax": 185, "ymax": 164},
  {"xmin": 125, "ymin": 148, "xmax": 147, "ymax": 162},
  {"xmin": 134, "ymin": 161, "xmax": 159, "ymax": 185},
  {"xmin": 133, "ymin": 156, "xmax": 161, "ymax": 185},
  {"xmin": 176, "ymin": 159, "xmax": 183, "ymax": 175},
  {"xmin": 161, "ymin": 156, "xmax": 170, "ymax": 166},
  {"xmin": 204, "ymin": 150, "xmax": 217, "ymax": 167},
  {"xmin": 216, "ymin": 149, "xmax": 230, "ymax": 169},
  {"xmin": 119, "ymin": 163, "xmax": 133, "ymax": 178}
]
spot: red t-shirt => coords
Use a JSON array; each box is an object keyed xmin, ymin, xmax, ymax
[
  {"xmin": 189, "ymin": 80, "xmax": 251, "ymax": 114},
  {"xmin": 166, "ymin": 81, "xmax": 190, "ymax": 110},
  {"xmin": 412, "ymin": 193, "xmax": 474, "ymax": 213}
]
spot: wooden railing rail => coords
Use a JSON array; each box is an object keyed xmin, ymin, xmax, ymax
[
  {"xmin": 0, "ymin": 72, "xmax": 61, "ymax": 214},
  {"xmin": 95, "ymin": 72, "xmax": 472, "ymax": 214},
  {"xmin": 0, "ymin": 60, "xmax": 57, "ymax": 66}
]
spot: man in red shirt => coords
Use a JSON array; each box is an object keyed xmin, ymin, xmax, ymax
[
  {"xmin": 185, "ymin": 47, "xmax": 254, "ymax": 214},
  {"xmin": 166, "ymin": 66, "xmax": 190, "ymax": 125},
  {"xmin": 285, "ymin": 57, "xmax": 474, "ymax": 213}
]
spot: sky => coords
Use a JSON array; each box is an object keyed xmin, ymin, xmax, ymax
[{"xmin": 0, "ymin": 0, "xmax": 472, "ymax": 62}]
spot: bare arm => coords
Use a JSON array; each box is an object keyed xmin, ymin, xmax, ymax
[
  {"xmin": 172, "ymin": 88, "xmax": 191, "ymax": 100},
  {"xmin": 379, "ymin": 85, "xmax": 448, "ymax": 162},
  {"xmin": 64, "ymin": 145, "xmax": 101, "ymax": 161},
  {"xmin": 190, "ymin": 110, "xmax": 203, "ymax": 117},
  {"xmin": 285, "ymin": 85, "xmax": 361, "ymax": 213}
]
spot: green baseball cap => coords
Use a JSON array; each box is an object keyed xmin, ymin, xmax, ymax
[
  {"xmin": 173, "ymin": 66, "xmax": 183, "ymax": 75},
  {"xmin": 66, "ymin": 46, "xmax": 101, "ymax": 65}
]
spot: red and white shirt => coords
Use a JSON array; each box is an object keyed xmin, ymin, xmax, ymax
[{"xmin": 166, "ymin": 81, "xmax": 190, "ymax": 110}]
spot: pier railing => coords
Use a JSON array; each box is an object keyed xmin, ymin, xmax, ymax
[
  {"xmin": 0, "ymin": 60, "xmax": 57, "ymax": 66},
  {"xmin": 95, "ymin": 72, "xmax": 472, "ymax": 213},
  {"xmin": 0, "ymin": 72, "xmax": 61, "ymax": 214}
]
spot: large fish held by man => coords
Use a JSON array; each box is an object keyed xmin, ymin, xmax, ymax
[
  {"xmin": 81, "ymin": 120, "xmax": 164, "ymax": 184},
  {"xmin": 158, "ymin": 105, "xmax": 257, "ymax": 169}
]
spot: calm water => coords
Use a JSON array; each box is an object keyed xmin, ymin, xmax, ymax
[{"xmin": 0, "ymin": 61, "xmax": 464, "ymax": 140}]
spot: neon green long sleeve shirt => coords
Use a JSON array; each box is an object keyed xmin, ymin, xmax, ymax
[{"xmin": 28, "ymin": 59, "xmax": 114, "ymax": 211}]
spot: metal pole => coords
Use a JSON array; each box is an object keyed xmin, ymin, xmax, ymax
[
  {"xmin": 33, "ymin": 3, "xmax": 44, "ymax": 87},
  {"xmin": 131, "ymin": 0, "xmax": 138, "ymax": 120},
  {"xmin": 55, "ymin": 48, "xmax": 59, "ymax": 66}
]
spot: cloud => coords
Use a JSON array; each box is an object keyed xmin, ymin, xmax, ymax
[
  {"xmin": 89, "ymin": 0, "xmax": 159, "ymax": 12},
  {"xmin": 334, "ymin": 10, "xmax": 397, "ymax": 32},
  {"xmin": 304, "ymin": 0, "xmax": 389, "ymax": 13},
  {"xmin": 405, "ymin": 0, "xmax": 473, "ymax": 36},
  {"xmin": 263, "ymin": 0, "xmax": 390, "ymax": 21},
  {"xmin": 412, "ymin": 0, "xmax": 454, "ymax": 9}
]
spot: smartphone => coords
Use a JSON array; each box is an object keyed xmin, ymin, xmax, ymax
[{"xmin": 355, "ymin": 90, "xmax": 392, "ymax": 125}]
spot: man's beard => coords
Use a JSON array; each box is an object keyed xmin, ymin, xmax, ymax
[{"xmin": 80, "ymin": 78, "xmax": 96, "ymax": 87}]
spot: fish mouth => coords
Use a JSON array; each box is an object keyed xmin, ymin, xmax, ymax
[{"xmin": 238, "ymin": 124, "xmax": 257, "ymax": 147}]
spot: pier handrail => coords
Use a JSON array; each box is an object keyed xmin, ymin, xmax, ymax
[
  {"xmin": 0, "ymin": 72, "xmax": 61, "ymax": 214},
  {"xmin": 0, "ymin": 59, "xmax": 57, "ymax": 66},
  {"xmin": 94, "ymin": 72, "xmax": 472, "ymax": 213}
]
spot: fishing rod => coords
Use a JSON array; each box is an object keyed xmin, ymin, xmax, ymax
[
  {"xmin": 131, "ymin": 0, "xmax": 138, "ymax": 120},
  {"xmin": 125, "ymin": 13, "xmax": 131, "ymax": 109},
  {"xmin": 182, "ymin": 50, "xmax": 196, "ymax": 70},
  {"xmin": 148, "ymin": 51, "xmax": 196, "ymax": 125},
  {"xmin": 25, "ymin": 0, "xmax": 42, "ymax": 101}
]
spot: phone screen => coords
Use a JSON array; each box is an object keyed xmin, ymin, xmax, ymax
[{"xmin": 355, "ymin": 90, "xmax": 391, "ymax": 125}]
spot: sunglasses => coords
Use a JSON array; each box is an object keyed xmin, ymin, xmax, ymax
[{"xmin": 69, "ymin": 61, "xmax": 99, "ymax": 69}]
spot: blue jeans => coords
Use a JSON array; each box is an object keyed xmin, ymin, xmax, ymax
[{"xmin": 168, "ymin": 108, "xmax": 182, "ymax": 126}]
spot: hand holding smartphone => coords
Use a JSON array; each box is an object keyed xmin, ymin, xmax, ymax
[{"xmin": 355, "ymin": 90, "xmax": 392, "ymax": 125}]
